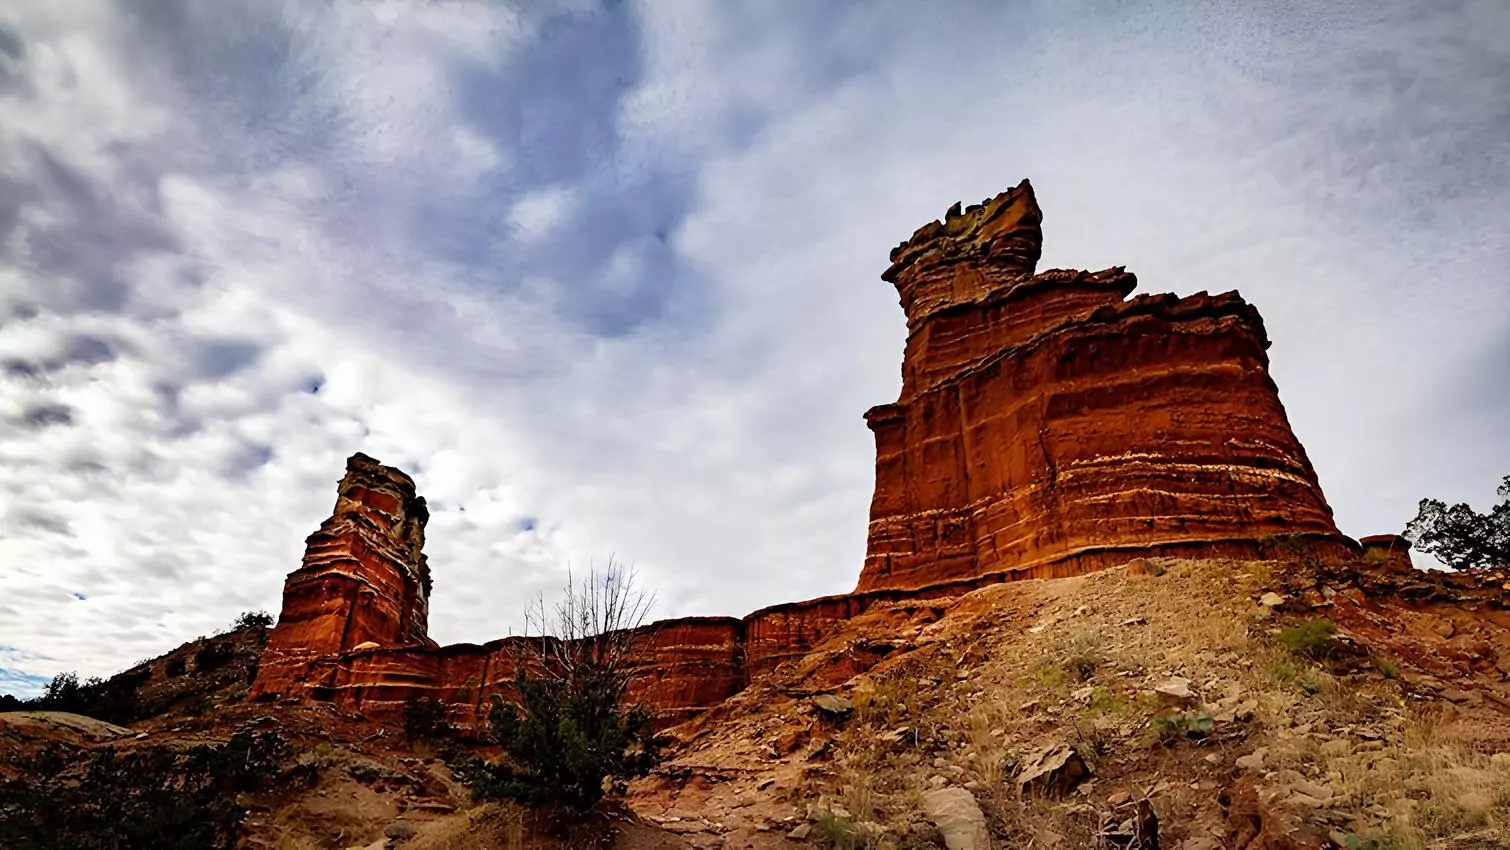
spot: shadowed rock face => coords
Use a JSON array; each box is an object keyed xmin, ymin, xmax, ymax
[
  {"xmin": 857, "ymin": 180, "xmax": 1351, "ymax": 594},
  {"xmin": 252, "ymin": 182, "xmax": 1361, "ymax": 729}
]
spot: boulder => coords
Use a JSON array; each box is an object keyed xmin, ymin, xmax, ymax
[
  {"xmin": 922, "ymin": 786, "xmax": 990, "ymax": 850},
  {"xmin": 809, "ymin": 694, "xmax": 853, "ymax": 719},
  {"xmin": 1152, "ymin": 677, "xmax": 1196, "ymax": 705}
]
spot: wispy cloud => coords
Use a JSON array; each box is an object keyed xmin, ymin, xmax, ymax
[{"xmin": 0, "ymin": 0, "xmax": 1506, "ymax": 692}]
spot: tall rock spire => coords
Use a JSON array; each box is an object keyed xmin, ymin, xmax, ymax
[{"xmin": 250, "ymin": 453, "xmax": 435, "ymax": 701}]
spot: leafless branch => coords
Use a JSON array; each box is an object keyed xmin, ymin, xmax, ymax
[{"xmin": 519, "ymin": 557, "xmax": 657, "ymax": 689}]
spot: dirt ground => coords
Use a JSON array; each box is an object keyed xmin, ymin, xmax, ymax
[{"xmin": 3, "ymin": 556, "xmax": 1508, "ymax": 849}]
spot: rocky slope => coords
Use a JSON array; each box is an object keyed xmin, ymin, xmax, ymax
[
  {"xmin": 4, "ymin": 555, "xmax": 1507, "ymax": 848},
  {"xmin": 627, "ymin": 557, "xmax": 1510, "ymax": 849}
]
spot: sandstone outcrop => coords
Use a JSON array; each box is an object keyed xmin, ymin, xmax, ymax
[
  {"xmin": 858, "ymin": 179, "xmax": 1351, "ymax": 593},
  {"xmin": 252, "ymin": 181, "xmax": 1364, "ymax": 730},
  {"xmin": 1359, "ymin": 533, "xmax": 1415, "ymax": 573},
  {"xmin": 251, "ymin": 453, "xmax": 435, "ymax": 702}
]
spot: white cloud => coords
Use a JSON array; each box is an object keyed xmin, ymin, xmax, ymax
[{"xmin": 507, "ymin": 185, "xmax": 577, "ymax": 241}]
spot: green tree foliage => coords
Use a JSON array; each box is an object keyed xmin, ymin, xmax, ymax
[
  {"xmin": 1404, "ymin": 475, "xmax": 1510, "ymax": 570},
  {"xmin": 0, "ymin": 729, "xmax": 292, "ymax": 850},
  {"xmin": 463, "ymin": 563, "xmax": 667, "ymax": 812},
  {"xmin": 231, "ymin": 610, "xmax": 275, "ymax": 630},
  {"xmin": 25, "ymin": 670, "xmax": 141, "ymax": 723},
  {"xmin": 39, "ymin": 671, "xmax": 81, "ymax": 709}
]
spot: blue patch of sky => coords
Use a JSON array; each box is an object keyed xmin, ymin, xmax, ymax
[{"xmin": 0, "ymin": 666, "xmax": 52, "ymax": 699}]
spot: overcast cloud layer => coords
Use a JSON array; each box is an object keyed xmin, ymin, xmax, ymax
[{"xmin": 2, "ymin": 0, "xmax": 1507, "ymax": 696}]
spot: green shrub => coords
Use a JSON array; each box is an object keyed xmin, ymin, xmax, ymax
[
  {"xmin": 461, "ymin": 564, "xmax": 666, "ymax": 812},
  {"xmin": 1152, "ymin": 712, "xmax": 1214, "ymax": 742},
  {"xmin": 194, "ymin": 641, "xmax": 236, "ymax": 671},
  {"xmin": 1276, "ymin": 618, "xmax": 1338, "ymax": 659},
  {"xmin": 1269, "ymin": 658, "xmax": 1328, "ymax": 695},
  {"xmin": 0, "ymin": 730, "xmax": 292, "ymax": 850},
  {"xmin": 465, "ymin": 666, "xmax": 665, "ymax": 811},
  {"xmin": 403, "ymin": 696, "xmax": 451, "ymax": 740},
  {"xmin": 231, "ymin": 610, "xmax": 275, "ymax": 630},
  {"xmin": 816, "ymin": 810, "xmax": 867, "ymax": 849},
  {"xmin": 1342, "ymin": 833, "xmax": 1408, "ymax": 850},
  {"xmin": 1085, "ymin": 687, "xmax": 1125, "ymax": 717}
]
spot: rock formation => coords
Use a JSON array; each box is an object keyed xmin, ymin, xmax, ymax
[
  {"xmin": 1359, "ymin": 534, "xmax": 1415, "ymax": 574},
  {"xmin": 858, "ymin": 179, "xmax": 1351, "ymax": 593},
  {"xmin": 251, "ymin": 453, "xmax": 435, "ymax": 701},
  {"xmin": 252, "ymin": 180, "xmax": 1371, "ymax": 729}
]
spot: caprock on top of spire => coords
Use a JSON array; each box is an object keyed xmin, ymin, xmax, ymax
[{"xmin": 882, "ymin": 178, "xmax": 1043, "ymax": 285}]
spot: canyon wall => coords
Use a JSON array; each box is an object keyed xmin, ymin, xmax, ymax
[
  {"xmin": 858, "ymin": 179, "xmax": 1352, "ymax": 593},
  {"xmin": 252, "ymin": 180, "xmax": 1365, "ymax": 728}
]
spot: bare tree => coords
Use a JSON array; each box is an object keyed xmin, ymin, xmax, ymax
[
  {"xmin": 465, "ymin": 558, "xmax": 666, "ymax": 812},
  {"xmin": 520, "ymin": 559, "xmax": 658, "ymax": 688}
]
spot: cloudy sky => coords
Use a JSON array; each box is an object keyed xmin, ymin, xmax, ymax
[{"xmin": 1, "ymin": 0, "xmax": 1507, "ymax": 696}]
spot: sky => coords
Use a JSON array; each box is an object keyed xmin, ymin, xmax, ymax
[{"xmin": 1, "ymin": 0, "xmax": 1507, "ymax": 697}]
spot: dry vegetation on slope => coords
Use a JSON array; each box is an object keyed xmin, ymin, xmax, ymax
[
  {"xmin": 628, "ymin": 558, "xmax": 1510, "ymax": 850},
  {"xmin": 4, "ymin": 557, "xmax": 1508, "ymax": 850}
]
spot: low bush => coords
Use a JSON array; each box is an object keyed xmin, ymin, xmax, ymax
[
  {"xmin": 1276, "ymin": 618, "xmax": 1338, "ymax": 659},
  {"xmin": 403, "ymin": 696, "xmax": 451, "ymax": 740},
  {"xmin": 232, "ymin": 610, "xmax": 275, "ymax": 630},
  {"xmin": 461, "ymin": 564, "xmax": 667, "ymax": 812},
  {"xmin": 1268, "ymin": 658, "xmax": 1329, "ymax": 695},
  {"xmin": 1152, "ymin": 711, "xmax": 1214, "ymax": 742},
  {"xmin": 0, "ymin": 729, "xmax": 293, "ymax": 850},
  {"xmin": 194, "ymin": 641, "xmax": 237, "ymax": 672}
]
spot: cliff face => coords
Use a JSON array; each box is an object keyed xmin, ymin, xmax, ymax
[
  {"xmin": 252, "ymin": 180, "xmax": 1363, "ymax": 730},
  {"xmin": 858, "ymin": 180, "xmax": 1350, "ymax": 593}
]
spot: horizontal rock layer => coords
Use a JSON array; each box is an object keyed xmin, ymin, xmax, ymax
[
  {"xmin": 251, "ymin": 453, "xmax": 434, "ymax": 701},
  {"xmin": 857, "ymin": 180, "xmax": 1350, "ymax": 593}
]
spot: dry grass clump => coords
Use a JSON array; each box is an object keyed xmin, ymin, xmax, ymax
[
  {"xmin": 805, "ymin": 559, "xmax": 1503, "ymax": 849},
  {"xmin": 1307, "ymin": 710, "xmax": 1510, "ymax": 849},
  {"xmin": 852, "ymin": 674, "xmax": 923, "ymax": 732}
]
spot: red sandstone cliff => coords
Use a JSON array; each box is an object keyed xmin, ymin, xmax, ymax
[
  {"xmin": 252, "ymin": 180, "xmax": 1366, "ymax": 730},
  {"xmin": 858, "ymin": 179, "xmax": 1350, "ymax": 593}
]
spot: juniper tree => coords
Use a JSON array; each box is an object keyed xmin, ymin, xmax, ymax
[{"xmin": 1404, "ymin": 474, "xmax": 1510, "ymax": 570}]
